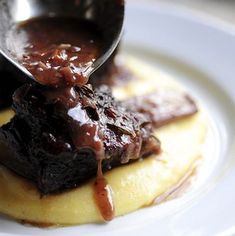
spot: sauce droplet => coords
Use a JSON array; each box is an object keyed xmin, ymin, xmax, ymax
[{"xmin": 94, "ymin": 160, "xmax": 115, "ymax": 221}]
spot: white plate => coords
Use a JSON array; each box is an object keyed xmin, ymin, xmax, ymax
[{"xmin": 1, "ymin": 1, "xmax": 235, "ymax": 235}]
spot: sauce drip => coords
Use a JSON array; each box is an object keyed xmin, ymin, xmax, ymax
[
  {"xmin": 10, "ymin": 17, "xmax": 102, "ymax": 87},
  {"xmin": 9, "ymin": 16, "xmax": 114, "ymax": 221},
  {"xmin": 94, "ymin": 160, "xmax": 115, "ymax": 221},
  {"xmin": 43, "ymin": 86, "xmax": 105, "ymax": 160},
  {"xmin": 43, "ymin": 86, "xmax": 115, "ymax": 220}
]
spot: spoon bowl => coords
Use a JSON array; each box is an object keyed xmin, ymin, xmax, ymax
[{"xmin": 0, "ymin": 0, "xmax": 125, "ymax": 83}]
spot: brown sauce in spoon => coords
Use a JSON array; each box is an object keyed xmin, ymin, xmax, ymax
[{"xmin": 10, "ymin": 17, "xmax": 102, "ymax": 87}]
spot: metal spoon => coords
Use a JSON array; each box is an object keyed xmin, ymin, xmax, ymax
[{"xmin": 0, "ymin": 0, "xmax": 125, "ymax": 83}]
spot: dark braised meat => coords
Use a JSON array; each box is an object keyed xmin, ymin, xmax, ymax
[
  {"xmin": 124, "ymin": 90, "xmax": 198, "ymax": 128},
  {"xmin": 0, "ymin": 84, "xmax": 160, "ymax": 194},
  {"xmin": 0, "ymin": 70, "xmax": 22, "ymax": 109}
]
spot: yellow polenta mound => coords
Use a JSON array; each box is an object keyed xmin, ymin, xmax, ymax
[{"xmin": 0, "ymin": 57, "xmax": 207, "ymax": 225}]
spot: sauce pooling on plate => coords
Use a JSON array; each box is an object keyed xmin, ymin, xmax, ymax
[{"xmin": 11, "ymin": 17, "xmax": 102, "ymax": 87}]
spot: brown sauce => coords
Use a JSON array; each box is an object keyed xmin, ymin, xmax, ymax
[
  {"xmin": 8, "ymin": 16, "xmax": 114, "ymax": 221},
  {"xmin": 10, "ymin": 17, "xmax": 102, "ymax": 87},
  {"xmin": 94, "ymin": 160, "xmax": 115, "ymax": 221},
  {"xmin": 41, "ymin": 85, "xmax": 106, "ymax": 161}
]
